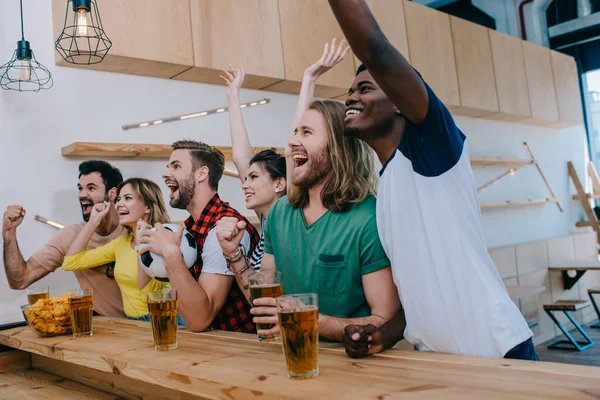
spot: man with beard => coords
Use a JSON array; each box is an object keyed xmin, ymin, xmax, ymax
[
  {"xmin": 218, "ymin": 100, "xmax": 401, "ymax": 342},
  {"xmin": 326, "ymin": 0, "xmax": 536, "ymax": 360},
  {"xmin": 139, "ymin": 140, "xmax": 260, "ymax": 332},
  {"xmin": 3, "ymin": 161, "xmax": 126, "ymax": 317}
]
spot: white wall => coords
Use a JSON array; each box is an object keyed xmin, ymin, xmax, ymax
[{"xmin": 0, "ymin": 0, "xmax": 589, "ymax": 325}]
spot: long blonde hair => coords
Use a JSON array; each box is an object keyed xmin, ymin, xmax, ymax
[
  {"xmin": 289, "ymin": 100, "xmax": 376, "ymax": 213},
  {"xmin": 117, "ymin": 178, "xmax": 170, "ymax": 234}
]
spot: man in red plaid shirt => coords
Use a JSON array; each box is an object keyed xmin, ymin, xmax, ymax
[{"xmin": 140, "ymin": 140, "xmax": 259, "ymax": 333}]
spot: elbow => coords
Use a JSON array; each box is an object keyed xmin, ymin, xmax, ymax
[
  {"xmin": 186, "ymin": 318, "xmax": 212, "ymax": 333},
  {"xmin": 8, "ymin": 280, "xmax": 26, "ymax": 290}
]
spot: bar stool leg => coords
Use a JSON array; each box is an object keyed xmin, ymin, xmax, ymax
[{"xmin": 545, "ymin": 309, "xmax": 594, "ymax": 351}]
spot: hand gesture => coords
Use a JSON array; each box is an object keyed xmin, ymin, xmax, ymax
[
  {"xmin": 89, "ymin": 201, "xmax": 110, "ymax": 227},
  {"xmin": 220, "ymin": 65, "xmax": 245, "ymax": 95},
  {"xmin": 139, "ymin": 223, "xmax": 184, "ymax": 259},
  {"xmin": 134, "ymin": 219, "xmax": 152, "ymax": 248},
  {"xmin": 342, "ymin": 324, "xmax": 384, "ymax": 359},
  {"xmin": 304, "ymin": 38, "xmax": 350, "ymax": 80},
  {"xmin": 216, "ymin": 217, "xmax": 246, "ymax": 256},
  {"xmin": 3, "ymin": 205, "xmax": 26, "ymax": 234}
]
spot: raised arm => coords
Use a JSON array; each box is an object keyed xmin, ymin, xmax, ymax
[
  {"xmin": 220, "ymin": 66, "xmax": 253, "ymax": 184},
  {"xmin": 66, "ymin": 201, "xmax": 110, "ymax": 256},
  {"xmin": 327, "ymin": 0, "xmax": 428, "ymax": 127}
]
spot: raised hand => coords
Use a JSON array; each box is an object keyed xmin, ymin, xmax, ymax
[
  {"xmin": 3, "ymin": 205, "xmax": 26, "ymax": 234},
  {"xmin": 215, "ymin": 216, "xmax": 246, "ymax": 256},
  {"xmin": 220, "ymin": 65, "xmax": 246, "ymax": 95},
  {"xmin": 88, "ymin": 201, "xmax": 110, "ymax": 227},
  {"xmin": 134, "ymin": 219, "xmax": 152, "ymax": 248},
  {"xmin": 139, "ymin": 223, "xmax": 184, "ymax": 258},
  {"xmin": 304, "ymin": 38, "xmax": 350, "ymax": 80}
]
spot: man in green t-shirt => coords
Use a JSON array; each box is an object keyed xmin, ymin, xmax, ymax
[{"xmin": 216, "ymin": 99, "xmax": 402, "ymax": 342}]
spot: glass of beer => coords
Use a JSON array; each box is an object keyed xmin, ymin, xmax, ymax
[
  {"xmin": 27, "ymin": 286, "xmax": 49, "ymax": 305},
  {"xmin": 147, "ymin": 289, "xmax": 179, "ymax": 351},
  {"xmin": 249, "ymin": 271, "xmax": 283, "ymax": 342},
  {"xmin": 277, "ymin": 293, "xmax": 319, "ymax": 380},
  {"xmin": 68, "ymin": 288, "xmax": 93, "ymax": 338}
]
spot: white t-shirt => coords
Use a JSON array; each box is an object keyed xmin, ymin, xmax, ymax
[
  {"xmin": 377, "ymin": 82, "xmax": 532, "ymax": 358},
  {"xmin": 201, "ymin": 228, "xmax": 251, "ymax": 276}
]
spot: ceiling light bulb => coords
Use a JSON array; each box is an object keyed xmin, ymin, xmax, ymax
[
  {"xmin": 18, "ymin": 59, "xmax": 32, "ymax": 82},
  {"xmin": 76, "ymin": 9, "xmax": 91, "ymax": 37}
]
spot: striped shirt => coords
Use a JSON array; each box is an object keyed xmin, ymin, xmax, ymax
[{"xmin": 250, "ymin": 215, "xmax": 265, "ymax": 270}]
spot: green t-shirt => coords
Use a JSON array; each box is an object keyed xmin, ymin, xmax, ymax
[{"xmin": 263, "ymin": 194, "xmax": 390, "ymax": 319}]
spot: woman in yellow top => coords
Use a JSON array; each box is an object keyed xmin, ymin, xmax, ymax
[{"xmin": 63, "ymin": 178, "xmax": 170, "ymax": 320}]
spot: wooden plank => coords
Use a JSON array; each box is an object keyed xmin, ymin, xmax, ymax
[
  {"xmin": 449, "ymin": 17, "xmax": 498, "ymax": 117},
  {"xmin": 543, "ymin": 300, "xmax": 590, "ymax": 312},
  {"xmin": 1, "ymin": 318, "xmax": 600, "ymax": 400},
  {"xmin": 550, "ymin": 50, "xmax": 584, "ymax": 127},
  {"xmin": 588, "ymin": 162, "xmax": 600, "ymax": 195},
  {"xmin": 0, "ymin": 368, "xmax": 116, "ymax": 400},
  {"xmin": 568, "ymin": 161, "xmax": 600, "ymax": 232},
  {"xmin": 61, "ymin": 142, "xmax": 285, "ymax": 160},
  {"xmin": 0, "ymin": 350, "xmax": 31, "ymax": 372},
  {"xmin": 522, "ymin": 41, "xmax": 560, "ymax": 125},
  {"xmin": 549, "ymin": 258, "xmax": 600, "ymax": 271},
  {"xmin": 480, "ymin": 197, "xmax": 559, "ymax": 210},
  {"xmin": 404, "ymin": 0, "xmax": 460, "ymax": 108},
  {"xmin": 484, "ymin": 30, "xmax": 531, "ymax": 122},
  {"xmin": 470, "ymin": 157, "xmax": 533, "ymax": 168}
]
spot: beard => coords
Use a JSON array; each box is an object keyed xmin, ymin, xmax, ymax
[
  {"xmin": 293, "ymin": 147, "xmax": 332, "ymax": 189},
  {"xmin": 170, "ymin": 175, "xmax": 196, "ymax": 209}
]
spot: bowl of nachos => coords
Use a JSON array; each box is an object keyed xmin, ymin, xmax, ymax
[{"xmin": 21, "ymin": 293, "xmax": 73, "ymax": 337}]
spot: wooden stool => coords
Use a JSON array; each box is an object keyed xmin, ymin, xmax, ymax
[
  {"xmin": 589, "ymin": 288, "xmax": 600, "ymax": 329},
  {"xmin": 543, "ymin": 300, "xmax": 594, "ymax": 351}
]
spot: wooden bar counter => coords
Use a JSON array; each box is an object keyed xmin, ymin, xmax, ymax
[{"xmin": 1, "ymin": 317, "xmax": 599, "ymax": 399}]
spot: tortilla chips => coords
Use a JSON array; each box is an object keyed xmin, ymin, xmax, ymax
[{"xmin": 23, "ymin": 293, "xmax": 73, "ymax": 336}]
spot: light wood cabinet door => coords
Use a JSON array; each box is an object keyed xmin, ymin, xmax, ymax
[
  {"xmin": 268, "ymin": 0, "xmax": 355, "ymax": 98},
  {"xmin": 522, "ymin": 41, "xmax": 560, "ymax": 125},
  {"xmin": 551, "ymin": 51, "xmax": 584, "ymax": 127},
  {"xmin": 404, "ymin": 0, "xmax": 459, "ymax": 108},
  {"xmin": 484, "ymin": 30, "xmax": 531, "ymax": 122},
  {"xmin": 52, "ymin": 0, "xmax": 194, "ymax": 78},
  {"xmin": 174, "ymin": 0, "xmax": 285, "ymax": 89},
  {"xmin": 450, "ymin": 17, "xmax": 498, "ymax": 117}
]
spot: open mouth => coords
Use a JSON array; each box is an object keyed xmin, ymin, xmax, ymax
[
  {"xmin": 80, "ymin": 201, "xmax": 93, "ymax": 215},
  {"xmin": 344, "ymin": 108, "xmax": 362, "ymax": 122},
  {"xmin": 165, "ymin": 180, "xmax": 179, "ymax": 199},
  {"xmin": 244, "ymin": 192, "xmax": 254, "ymax": 201},
  {"xmin": 117, "ymin": 210, "xmax": 129, "ymax": 217},
  {"xmin": 292, "ymin": 153, "xmax": 309, "ymax": 168}
]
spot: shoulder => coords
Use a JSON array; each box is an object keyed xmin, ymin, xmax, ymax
[
  {"xmin": 270, "ymin": 196, "xmax": 292, "ymax": 216},
  {"xmin": 345, "ymin": 194, "xmax": 377, "ymax": 219}
]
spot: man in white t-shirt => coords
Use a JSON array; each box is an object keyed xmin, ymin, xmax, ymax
[
  {"xmin": 327, "ymin": 0, "xmax": 536, "ymax": 360},
  {"xmin": 139, "ymin": 140, "xmax": 259, "ymax": 333}
]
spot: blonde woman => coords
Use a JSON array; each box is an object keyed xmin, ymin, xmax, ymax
[{"xmin": 62, "ymin": 178, "xmax": 171, "ymax": 320}]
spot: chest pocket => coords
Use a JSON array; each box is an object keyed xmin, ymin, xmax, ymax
[{"xmin": 317, "ymin": 254, "xmax": 347, "ymax": 296}]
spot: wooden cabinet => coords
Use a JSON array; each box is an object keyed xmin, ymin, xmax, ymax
[
  {"xmin": 450, "ymin": 16, "xmax": 498, "ymax": 117},
  {"xmin": 404, "ymin": 0, "xmax": 460, "ymax": 108},
  {"xmin": 551, "ymin": 51, "xmax": 584, "ymax": 127},
  {"xmin": 484, "ymin": 30, "xmax": 531, "ymax": 122},
  {"xmin": 353, "ymin": 0, "xmax": 410, "ymax": 69},
  {"xmin": 522, "ymin": 41, "xmax": 560, "ymax": 125},
  {"xmin": 268, "ymin": 0, "xmax": 355, "ymax": 98},
  {"xmin": 51, "ymin": 0, "xmax": 194, "ymax": 78},
  {"xmin": 174, "ymin": 0, "xmax": 285, "ymax": 89}
]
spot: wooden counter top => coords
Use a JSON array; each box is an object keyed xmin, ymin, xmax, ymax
[{"xmin": 1, "ymin": 317, "xmax": 599, "ymax": 399}]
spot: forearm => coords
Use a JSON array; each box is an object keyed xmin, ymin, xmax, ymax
[
  {"xmin": 227, "ymin": 91, "xmax": 252, "ymax": 182},
  {"xmin": 226, "ymin": 255, "xmax": 253, "ymax": 303},
  {"xmin": 378, "ymin": 309, "xmax": 406, "ymax": 349},
  {"xmin": 3, "ymin": 231, "xmax": 28, "ymax": 289},
  {"xmin": 66, "ymin": 221, "xmax": 97, "ymax": 256},
  {"xmin": 164, "ymin": 253, "xmax": 216, "ymax": 332},
  {"xmin": 292, "ymin": 74, "xmax": 318, "ymax": 129},
  {"xmin": 319, "ymin": 313, "xmax": 386, "ymax": 343}
]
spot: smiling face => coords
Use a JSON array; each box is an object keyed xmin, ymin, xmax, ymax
[
  {"xmin": 77, "ymin": 172, "xmax": 108, "ymax": 222},
  {"xmin": 344, "ymin": 69, "xmax": 400, "ymax": 140},
  {"xmin": 241, "ymin": 162, "xmax": 283, "ymax": 212},
  {"xmin": 115, "ymin": 184, "xmax": 149, "ymax": 227},
  {"xmin": 162, "ymin": 149, "xmax": 199, "ymax": 210},
  {"xmin": 289, "ymin": 109, "xmax": 332, "ymax": 189}
]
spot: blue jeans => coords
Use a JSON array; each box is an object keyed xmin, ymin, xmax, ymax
[
  {"xmin": 504, "ymin": 338, "xmax": 539, "ymax": 361},
  {"xmin": 127, "ymin": 314, "xmax": 186, "ymax": 327}
]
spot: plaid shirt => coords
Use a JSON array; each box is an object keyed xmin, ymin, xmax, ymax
[{"xmin": 184, "ymin": 194, "xmax": 260, "ymax": 333}]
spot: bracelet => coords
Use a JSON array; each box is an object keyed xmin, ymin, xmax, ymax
[{"xmin": 223, "ymin": 245, "xmax": 243, "ymax": 263}]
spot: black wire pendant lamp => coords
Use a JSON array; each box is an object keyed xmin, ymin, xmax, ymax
[
  {"xmin": 55, "ymin": 0, "xmax": 112, "ymax": 65},
  {"xmin": 0, "ymin": 0, "xmax": 53, "ymax": 92}
]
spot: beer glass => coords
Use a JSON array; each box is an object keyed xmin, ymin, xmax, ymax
[
  {"xmin": 68, "ymin": 288, "xmax": 93, "ymax": 337},
  {"xmin": 248, "ymin": 270, "xmax": 283, "ymax": 342},
  {"xmin": 277, "ymin": 293, "xmax": 319, "ymax": 380},
  {"xmin": 27, "ymin": 286, "xmax": 49, "ymax": 305},
  {"xmin": 146, "ymin": 289, "xmax": 179, "ymax": 351}
]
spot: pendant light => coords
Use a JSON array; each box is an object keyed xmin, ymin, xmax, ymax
[
  {"xmin": 0, "ymin": 0, "xmax": 53, "ymax": 92},
  {"xmin": 54, "ymin": 0, "xmax": 112, "ymax": 65}
]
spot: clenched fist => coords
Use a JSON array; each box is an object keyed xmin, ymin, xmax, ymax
[
  {"xmin": 3, "ymin": 205, "xmax": 26, "ymax": 235},
  {"xmin": 215, "ymin": 216, "xmax": 246, "ymax": 256}
]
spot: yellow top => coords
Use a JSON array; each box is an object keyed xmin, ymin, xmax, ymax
[{"xmin": 62, "ymin": 235, "xmax": 168, "ymax": 318}]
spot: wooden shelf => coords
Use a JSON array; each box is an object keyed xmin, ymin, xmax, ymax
[
  {"xmin": 470, "ymin": 157, "xmax": 533, "ymax": 168},
  {"xmin": 480, "ymin": 197, "xmax": 559, "ymax": 210},
  {"xmin": 61, "ymin": 142, "xmax": 285, "ymax": 160}
]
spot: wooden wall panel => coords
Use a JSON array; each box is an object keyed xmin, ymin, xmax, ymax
[
  {"xmin": 522, "ymin": 41, "xmax": 560, "ymax": 125},
  {"xmin": 551, "ymin": 51, "xmax": 585, "ymax": 127}
]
